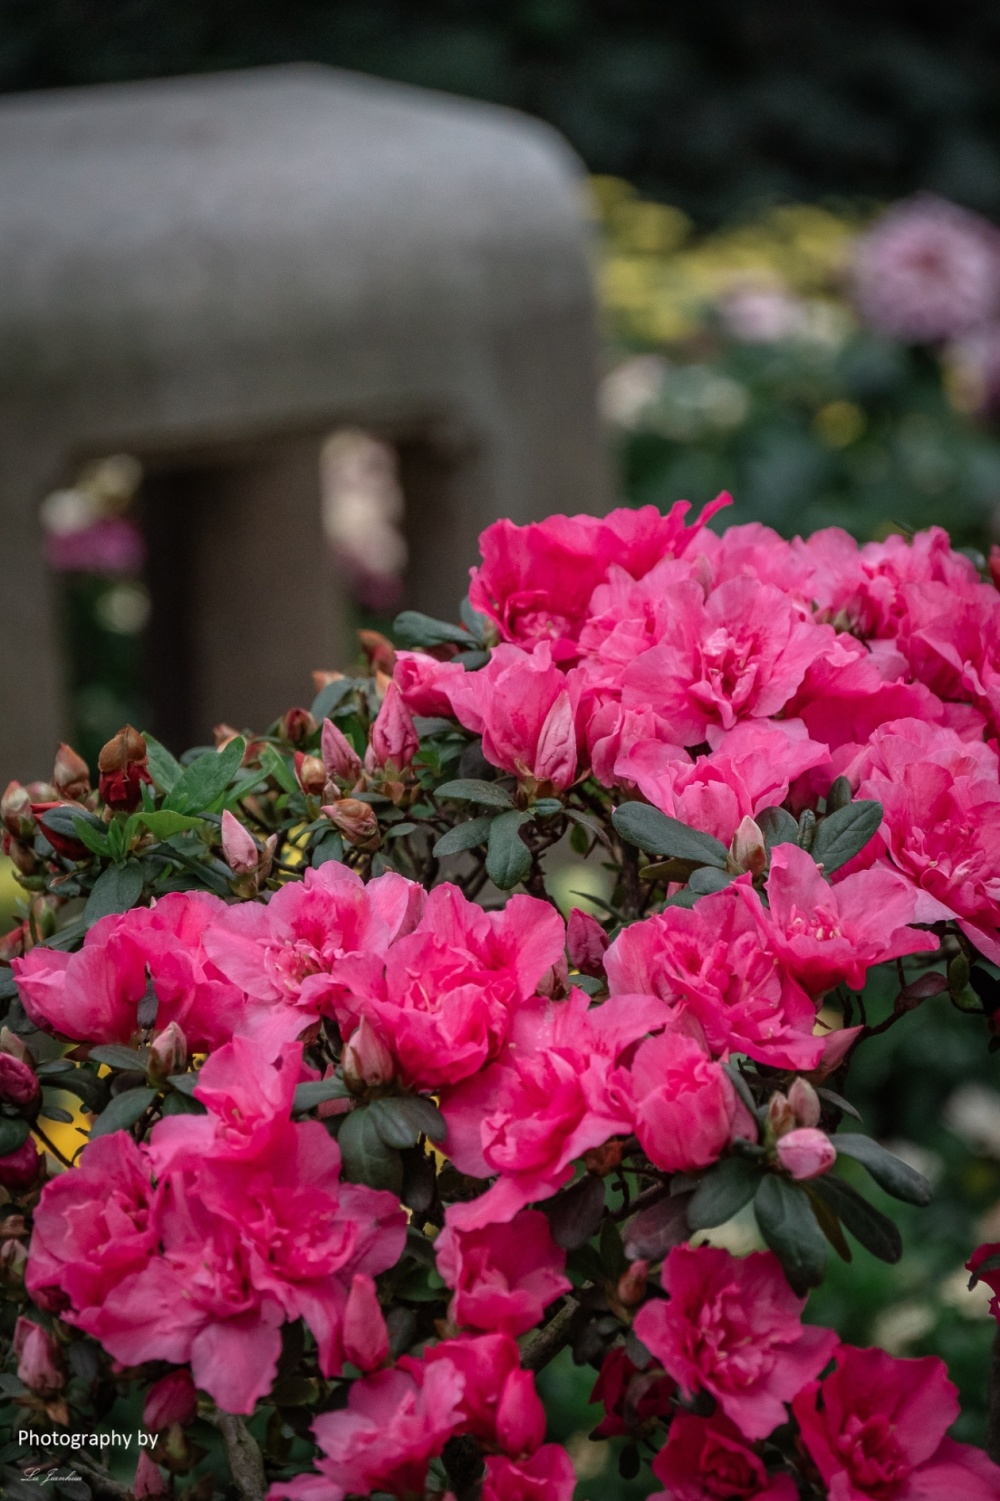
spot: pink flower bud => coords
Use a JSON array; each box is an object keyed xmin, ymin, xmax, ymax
[
  {"xmin": 52, "ymin": 742, "xmax": 91, "ymax": 801},
  {"xmin": 358, "ymin": 630, "xmax": 397, "ymax": 676},
  {"xmin": 133, "ymin": 1451, "xmax": 170, "ymax": 1499},
  {"xmin": 776, "ymin": 1127, "xmax": 836, "ymax": 1181},
  {"xmin": 495, "ymin": 1369, "xmax": 546, "ymax": 1460},
  {"xmin": 221, "ymin": 810, "xmax": 259, "ymax": 875},
  {"xmin": 143, "ymin": 1370, "xmax": 198, "ymax": 1431},
  {"xmin": 765, "ymin": 1090, "xmax": 795, "ymax": 1137},
  {"xmin": 148, "ymin": 1022, "xmax": 187, "ymax": 1083},
  {"xmin": 295, "ymin": 753, "xmax": 327, "ymax": 796},
  {"xmin": 322, "ymin": 798, "xmax": 380, "ymax": 850},
  {"xmin": 342, "ymin": 1273, "xmax": 389, "ymax": 1371},
  {"xmin": 729, "ymin": 815, "xmax": 767, "ymax": 876},
  {"xmin": 567, "ymin": 908, "xmax": 609, "ymax": 978},
  {"xmin": 0, "ymin": 1027, "xmax": 30, "ymax": 1063},
  {"xmin": 342, "ymin": 1018, "xmax": 395, "ymax": 1093},
  {"xmin": 532, "ymin": 690, "xmax": 577, "ymax": 791},
  {"xmin": 14, "ymin": 1318, "xmax": 63, "ymax": 1396},
  {"xmin": 0, "ymin": 1053, "xmax": 39, "ymax": 1109},
  {"xmin": 0, "ymin": 1137, "xmax": 42, "ymax": 1192},
  {"xmin": 279, "ymin": 707, "xmax": 318, "ymax": 746},
  {"xmin": 321, "ymin": 718, "xmax": 363, "ymax": 783},
  {"xmin": 616, "ymin": 1258, "xmax": 649, "ymax": 1309},
  {"xmin": 788, "ymin": 1077, "xmax": 822, "ymax": 1128},
  {"xmin": 1, "ymin": 781, "xmax": 36, "ymax": 840},
  {"xmin": 366, "ymin": 682, "xmax": 418, "ymax": 771}
]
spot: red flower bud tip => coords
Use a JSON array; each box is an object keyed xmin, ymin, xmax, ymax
[
  {"xmin": 495, "ymin": 1368, "xmax": 547, "ymax": 1460},
  {"xmin": 295, "ymin": 752, "xmax": 328, "ymax": 796},
  {"xmin": 52, "ymin": 742, "xmax": 91, "ymax": 801},
  {"xmin": 788, "ymin": 1077, "xmax": 822, "ymax": 1128},
  {"xmin": 342, "ymin": 1273, "xmax": 389, "ymax": 1372},
  {"xmin": 616, "ymin": 1258, "xmax": 649, "ymax": 1309},
  {"xmin": 358, "ymin": 629, "xmax": 397, "ymax": 676},
  {"xmin": 143, "ymin": 1369, "xmax": 198, "ymax": 1431},
  {"xmin": 321, "ymin": 718, "xmax": 363, "ymax": 784},
  {"xmin": 0, "ymin": 1137, "xmax": 43, "ymax": 1192},
  {"xmin": 776, "ymin": 1126, "xmax": 836, "ymax": 1181},
  {"xmin": 729, "ymin": 814, "xmax": 767, "ymax": 877},
  {"xmin": 567, "ymin": 907, "xmax": 610, "ymax": 978},
  {"xmin": 98, "ymin": 725, "xmax": 152, "ymax": 812},
  {"xmin": 322, "ymin": 798, "xmax": 380, "ymax": 850},
  {"xmin": 148, "ymin": 1022, "xmax": 187, "ymax": 1083},
  {"xmin": 0, "ymin": 1052, "xmax": 39, "ymax": 1108},
  {"xmin": 221, "ymin": 810, "xmax": 259, "ymax": 875},
  {"xmin": 312, "ymin": 669, "xmax": 345, "ymax": 694},
  {"xmin": 365, "ymin": 681, "xmax": 418, "ymax": 772},
  {"xmin": 14, "ymin": 1318, "xmax": 63, "ymax": 1397},
  {"xmin": 0, "ymin": 922, "xmax": 29, "ymax": 964},
  {"xmin": 342, "ymin": 1017, "xmax": 395, "ymax": 1093},
  {"xmin": 1, "ymin": 781, "xmax": 36, "ymax": 840},
  {"xmin": 278, "ymin": 707, "xmax": 318, "ymax": 746},
  {"xmin": 134, "ymin": 1451, "xmax": 170, "ymax": 1499}
]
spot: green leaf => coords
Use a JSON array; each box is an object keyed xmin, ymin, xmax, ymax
[
  {"xmin": 804, "ymin": 1183, "xmax": 853, "ymax": 1262},
  {"xmin": 385, "ymin": 822, "xmax": 418, "ymax": 840},
  {"xmin": 70, "ymin": 816, "xmax": 111, "ymax": 858},
  {"xmin": 564, "ymin": 807, "xmax": 612, "ymax": 848},
  {"xmin": 142, "ymin": 733, "xmax": 184, "ymax": 793},
  {"xmin": 258, "ymin": 742, "xmax": 300, "ymax": 796},
  {"xmin": 84, "ymin": 862, "xmax": 144, "ymax": 927},
  {"xmin": 159, "ymin": 1090, "xmax": 207, "ymax": 1117},
  {"xmin": 723, "ymin": 1063, "xmax": 760, "ymax": 1120},
  {"xmin": 810, "ymin": 800, "xmax": 883, "ymax": 875},
  {"xmin": 292, "ymin": 1077, "xmax": 351, "ymax": 1112},
  {"xmin": 392, "ymin": 610, "xmax": 474, "ymax": 649},
  {"xmin": 688, "ymin": 867, "xmax": 735, "ymax": 895},
  {"xmin": 0, "ymin": 1117, "xmax": 30, "ymax": 1155},
  {"xmin": 432, "ymin": 817, "xmax": 493, "ymax": 857},
  {"xmin": 436, "ymin": 779, "xmax": 513, "ymax": 809},
  {"xmin": 486, "ymin": 810, "xmax": 532, "ymax": 889},
  {"xmin": 531, "ymin": 798, "xmax": 563, "ymax": 817},
  {"xmin": 833, "ymin": 1133, "xmax": 932, "ymax": 1206},
  {"xmin": 311, "ymin": 677, "xmax": 355, "ymax": 720},
  {"xmin": 460, "ymin": 597, "xmax": 489, "ymax": 641},
  {"xmin": 89, "ymin": 1087, "xmax": 158, "ymax": 1139},
  {"xmin": 127, "ymin": 810, "xmax": 207, "ymax": 842},
  {"xmin": 89, "ymin": 1045, "xmax": 149, "ymax": 1071},
  {"xmin": 311, "ymin": 831, "xmax": 345, "ymax": 868},
  {"xmin": 164, "ymin": 737, "xmax": 245, "ymax": 813},
  {"xmin": 600, "ymin": 1215, "xmax": 626, "ymax": 1279},
  {"xmin": 754, "ymin": 1175, "xmax": 827, "ymax": 1293},
  {"xmin": 810, "ymin": 1174, "xmax": 902, "ymax": 1263},
  {"xmin": 168, "ymin": 1073, "xmax": 199, "ymax": 1096},
  {"xmin": 612, "ymin": 803, "xmax": 728, "ymax": 868},
  {"xmin": 543, "ymin": 1173, "xmax": 607, "ymax": 1250},
  {"xmin": 369, "ymin": 1095, "xmax": 447, "ymax": 1148},
  {"xmin": 688, "ymin": 1156, "xmax": 762, "ymax": 1229},
  {"xmin": 826, "ymin": 775, "xmax": 852, "ymax": 812},
  {"xmin": 337, "ymin": 1107, "xmax": 404, "ymax": 1193},
  {"xmin": 40, "ymin": 805, "xmax": 104, "ymax": 843},
  {"xmin": 756, "ymin": 805, "xmax": 798, "ymax": 851},
  {"xmin": 38, "ymin": 1067, "xmax": 106, "ymax": 1111}
]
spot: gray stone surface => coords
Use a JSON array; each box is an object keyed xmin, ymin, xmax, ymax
[{"xmin": 0, "ymin": 64, "xmax": 608, "ymax": 780}]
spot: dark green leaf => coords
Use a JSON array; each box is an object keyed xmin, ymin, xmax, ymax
[
  {"xmin": 159, "ymin": 1090, "xmax": 207, "ymax": 1117},
  {"xmin": 0, "ymin": 1117, "xmax": 30, "ymax": 1155},
  {"xmin": 436, "ymin": 779, "xmax": 513, "ymax": 809},
  {"xmin": 127, "ymin": 810, "xmax": 206, "ymax": 842},
  {"xmin": 688, "ymin": 1156, "xmax": 761, "ymax": 1229},
  {"xmin": 531, "ymin": 798, "xmax": 563, "ymax": 817},
  {"xmin": 564, "ymin": 807, "xmax": 612, "ymax": 848},
  {"xmin": 688, "ymin": 867, "xmax": 735, "ymax": 895},
  {"xmin": 39, "ymin": 1103, "xmax": 73, "ymax": 1124},
  {"xmin": 311, "ymin": 678, "xmax": 355, "ymax": 720},
  {"xmin": 88, "ymin": 1087, "xmax": 157, "ymax": 1139},
  {"xmin": 392, "ymin": 610, "xmax": 474, "ymax": 649},
  {"xmin": 369, "ymin": 1095, "xmax": 447, "ymax": 1149},
  {"xmin": 84, "ymin": 862, "xmax": 144, "ymax": 927},
  {"xmin": 970, "ymin": 1252, "xmax": 1000, "ymax": 1287},
  {"xmin": 292, "ymin": 1077, "xmax": 351, "ymax": 1113},
  {"xmin": 337, "ymin": 1107, "xmax": 404, "ymax": 1193},
  {"xmin": 257, "ymin": 742, "xmax": 300, "ymax": 796},
  {"xmin": 486, "ymin": 810, "xmax": 532, "ymax": 889},
  {"xmin": 826, "ymin": 775, "xmax": 852, "ymax": 812},
  {"xmin": 623, "ymin": 1193, "xmax": 691, "ymax": 1261},
  {"xmin": 754, "ymin": 1175, "xmax": 827, "ymax": 1292},
  {"xmin": 38, "ymin": 1067, "xmax": 106, "ymax": 1111},
  {"xmin": 311, "ymin": 831, "xmax": 344, "ymax": 867},
  {"xmin": 167, "ymin": 1073, "xmax": 199, "ymax": 1096},
  {"xmin": 756, "ymin": 805, "xmax": 798, "ymax": 850},
  {"xmin": 164, "ymin": 738, "xmax": 245, "ymax": 813},
  {"xmin": 70, "ymin": 817, "xmax": 110, "ymax": 858},
  {"xmin": 453, "ymin": 649, "xmax": 490, "ymax": 669},
  {"xmin": 89, "ymin": 1044, "xmax": 149, "ymax": 1071},
  {"xmin": 600, "ymin": 1216, "xmax": 626, "ymax": 1278},
  {"xmin": 723, "ymin": 1063, "xmax": 760, "ymax": 1120},
  {"xmin": 41, "ymin": 805, "xmax": 104, "ymax": 841},
  {"xmin": 543, "ymin": 1173, "xmax": 606, "ymax": 1250},
  {"xmin": 816, "ymin": 1087, "xmax": 862, "ymax": 1122},
  {"xmin": 805, "ymin": 1183, "xmax": 853, "ymax": 1262},
  {"xmin": 141, "ymin": 733, "xmax": 184, "ymax": 793},
  {"xmin": 810, "ymin": 800, "xmax": 883, "ymax": 875},
  {"xmin": 433, "ymin": 817, "xmax": 493, "ymax": 857},
  {"xmin": 460, "ymin": 597, "xmax": 489, "ymax": 640},
  {"xmin": 662, "ymin": 889, "xmax": 699, "ymax": 909},
  {"xmin": 811, "ymin": 1174, "xmax": 902, "ymax": 1263},
  {"xmin": 833, "ymin": 1133, "xmax": 932, "ymax": 1206},
  {"xmin": 612, "ymin": 804, "xmax": 728, "ymax": 868},
  {"xmin": 385, "ymin": 822, "xmax": 417, "ymax": 840}
]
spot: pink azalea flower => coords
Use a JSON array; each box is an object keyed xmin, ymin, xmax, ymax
[
  {"xmin": 13, "ymin": 892, "xmax": 245, "ymax": 1051},
  {"xmin": 420, "ymin": 1334, "xmax": 546, "ymax": 1458},
  {"xmin": 480, "ymin": 1445, "xmax": 577, "ymax": 1501},
  {"xmin": 435, "ymin": 1209, "xmax": 571, "ymax": 1336},
  {"xmin": 967, "ymin": 1242, "xmax": 1000, "ymax": 1320},
  {"xmin": 898, "ymin": 579, "xmax": 1000, "ymax": 736},
  {"xmin": 788, "ymin": 632, "xmax": 945, "ymax": 753},
  {"xmin": 604, "ymin": 885, "xmax": 824, "ymax": 1070},
  {"xmin": 633, "ymin": 1245, "xmax": 838, "ymax": 1440},
  {"xmin": 650, "ymin": 1411, "xmax": 798, "ymax": 1501},
  {"xmin": 621, "ymin": 1028, "xmax": 757, "ymax": 1173},
  {"xmin": 751, "ymin": 843, "xmax": 938, "ymax": 996},
  {"xmin": 365, "ymin": 680, "xmax": 419, "ymax": 771},
  {"xmin": 392, "ymin": 649, "xmax": 468, "ymax": 718},
  {"xmin": 792, "ymin": 1344, "xmax": 1000, "ymax": 1501},
  {"xmin": 444, "ymin": 642, "xmax": 582, "ymax": 790}
]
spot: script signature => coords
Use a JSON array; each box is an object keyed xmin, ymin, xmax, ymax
[{"xmin": 22, "ymin": 1468, "xmax": 83, "ymax": 1485}]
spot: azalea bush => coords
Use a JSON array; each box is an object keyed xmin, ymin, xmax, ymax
[{"xmin": 4, "ymin": 496, "xmax": 1000, "ymax": 1499}]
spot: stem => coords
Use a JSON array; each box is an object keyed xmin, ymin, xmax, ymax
[
  {"xmin": 31, "ymin": 1121, "xmax": 75, "ymax": 1168},
  {"xmin": 988, "ymin": 1325, "xmax": 1000, "ymax": 1464},
  {"xmin": 518, "ymin": 1299, "xmax": 581, "ymax": 1372},
  {"xmin": 621, "ymin": 844, "xmax": 642, "ymax": 922},
  {"xmin": 205, "ymin": 1411, "xmax": 267, "ymax": 1501}
]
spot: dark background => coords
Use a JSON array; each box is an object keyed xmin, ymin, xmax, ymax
[{"xmin": 4, "ymin": 0, "xmax": 1000, "ymax": 223}]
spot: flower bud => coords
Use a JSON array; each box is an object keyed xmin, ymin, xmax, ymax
[
  {"xmin": 358, "ymin": 630, "xmax": 397, "ymax": 676},
  {"xmin": 616, "ymin": 1259, "xmax": 649, "ymax": 1309},
  {"xmin": 532, "ymin": 690, "xmax": 577, "ymax": 791},
  {"xmin": 342, "ymin": 1017, "xmax": 395, "ymax": 1093},
  {"xmin": 729, "ymin": 815, "xmax": 767, "ymax": 877},
  {"xmin": 0, "ymin": 1137, "xmax": 42, "ymax": 1192},
  {"xmin": 148, "ymin": 1022, "xmax": 187, "ymax": 1084},
  {"xmin": 322, "ymin": 798, "xmax": 380, "ymax": 850},
  {"xmin": 143, "ymin": 1370, "xmax": 198, "ymax": 1431},
  {"xmin": 765, "ymin": 1091, "xmax": 796, "ymax": 1138},
  {"xmin": 0, "ymin": 1027, "xmax": 31, "ymax": 1063},
  {"xmin": 4, "ymin": 838, "xmax": 38, "ymax": 877},
  {"xmin": 342, "ymin": 1273, "xmax": 389, "ymax": 1372},
  {"xmin": 220, "ymin": 810, "xmax": 259, "ymax": 876},
  {"xmin": 134, "ymin": 1452, "xmax": 170, "ymax": 1499},
  {"xmin": 0, "ymin": 1238, "xmax": 28, "ymax": 1287},
  {"xmin": 52, "ymin": 743, "xmax": 91, "ymax": 801},
  {"xmin": 98, "ymin": 725, "xmax": 151, "ymax": 812},
  {"xmin": 14, "ymin": 1318, "xmax": 63, "ymax": 1396},
  {"xmin": 495, "ymin": 1369, "xmax": 546, "ymax": 1460},
  {"xmin": 776, "ymin": 1127, "xmax": 836, "ymax": 1181},
  {"xmin": 321, "ymin": 718, "xmax": 363, "ymax": 784},
  {"xmin": 567, "ymin": 908, "xmax": 610, "ymax": 978},
  {"xmin": 278, "ymin": 707, "xmax": 318, "ymax": 746},
  {"xmin": 295, "ymin": 753, "xmax": 327, "ymax": 796},
  {"xmin": 0, "ymin": 1053, "xmax": 39, "ymax": 1109},
  {"xmin": 0, "ymin": 922, "xmax": 29, "ymax": 963},
  {"xmin": 365, "ymin": 682, "xmax": 418, "ymax": 772},
  {"xmin": 1, "ymin": 782, "xmax": 36, "ymax": 840},
  {"xmin": 788, "ymin": 1077, "xmax": 822, "ymax": 1128}
]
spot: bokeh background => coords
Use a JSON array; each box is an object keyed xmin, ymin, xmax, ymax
[{"xmin": 5, "ymin": 2, "xmax": 1000, "ymax": 1490}]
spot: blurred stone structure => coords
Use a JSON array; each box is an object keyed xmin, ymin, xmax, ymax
[{"xmin": 0, "ymin": 64, "xmax": 607, "ymax": 776}]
